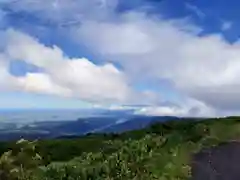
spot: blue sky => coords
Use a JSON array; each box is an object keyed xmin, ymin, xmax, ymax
[{"xmin": 0, "ymin": 0, "xmax": 240, "ymax": 116}]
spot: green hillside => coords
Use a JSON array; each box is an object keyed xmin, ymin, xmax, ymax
[{"xmin": 1, "ymin": 117, "xmax": 240, "ymax": 180}]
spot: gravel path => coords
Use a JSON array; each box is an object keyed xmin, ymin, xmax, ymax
[{"xmin": 191, "ymin": 142, "xmax": 240, "ymax": 180}]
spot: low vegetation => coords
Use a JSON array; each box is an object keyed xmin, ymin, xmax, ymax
[{"xmin": 1, "ymin": 117, "xmax": 240, "ymax": 179}]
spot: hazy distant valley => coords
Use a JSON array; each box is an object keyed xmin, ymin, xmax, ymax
[{"xmin": 0, "ymin": 109, "xmax": 179, "ymax": 141}]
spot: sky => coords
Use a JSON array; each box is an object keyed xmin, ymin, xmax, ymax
[{"xmin": 1, "ymin": 0, "xmax": 240, "ymax": 117}]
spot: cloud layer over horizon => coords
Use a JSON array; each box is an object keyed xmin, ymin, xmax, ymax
[{"xmin": 0, "ymin": 0, "xmax": 239, "ymax": 117}]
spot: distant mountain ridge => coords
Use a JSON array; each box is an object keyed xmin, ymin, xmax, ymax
[
  {"xmin": 95, "ymin": 116, "xmax": 179, "ymax": 133},
  {"xmin": 0, "ymin": 115, "xmax": 180, "ymax": 141}
]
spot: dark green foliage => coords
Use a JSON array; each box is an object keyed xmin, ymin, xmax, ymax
[
  {"xmin": 1, "ymin": 117, "xmax": 240, "ymax": 179},
  {"xmin": 0, "ymin": 139, "xmax": 42, "ymax": 180}
]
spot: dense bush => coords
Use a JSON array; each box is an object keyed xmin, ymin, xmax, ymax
[
  {"xmin": 0, "ymin": 139, "xmax": 42, "ymax": 180},
  {"xmin": 1, "ymin": 117, "xmax": 240, "ymax": 180}
]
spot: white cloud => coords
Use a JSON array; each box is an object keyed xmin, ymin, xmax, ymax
[
  {"xmin": 0, "ymin": 28, "xmax": 172, "ymax": 109},
  {"xmin": 16, "ymin": 73, "xmax": 71, "ymax": 96},
  {"xmin": 221, "ymin": 21, "xmax": 232, "ymax": 31},
  {"xmin": 74, "ymin": 11, "xmax": 240, "ymax": 112},
  {"xmin": 0, "ymin": 54, "xmax": 14, "ymax": 90},
  {"xmin": 2, "ymin": 0, "xmax": 240, "ymax": 116},
  {"xmin": 76, "ymin": 13, "xmax": 201, "ymax": 56},
  {"xmin": 0, "ymin": 29, "xmax": 138, "ymax": 104},
  {"xmin": 135, "ymin": 106, "xmax": 187, "ymax": 117},
  {"xmin": 76, "ymin": 17, "xmax": 157, "ymax": 55},
  {"xmin": 134, "ymin": 98, "xmax": 215, "ymax": 117}
]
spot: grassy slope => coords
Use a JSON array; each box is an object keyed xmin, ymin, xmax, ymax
[{"xmin": 2, "ymin": 117, "xmax": 240, "ymax": 179}]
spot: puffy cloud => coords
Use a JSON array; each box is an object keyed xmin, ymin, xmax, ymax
[
  {"xmin": 15, "ymin": 73, "xmax": 71, "ymax": 96},
  {"xmin": 74, "ymin": 11, "xmax": 240, "ymax": 112},
  {"xmin": 0, "ymin": 29, "xmax": 137, "ymax": 104},
  {"xmin": 134, "ymin": 99, "xmax": 215, "ymax": 117},
  {"xmin": 76, "ymin": 17, "xmax": 157, "ymax": 55},
  {"xmin": 2, "ymin": 0, "xmax": 240, "ymax": 116},
  {"xmin": 5, "ymin": 29, "xmax": 63, "ymax": 68},
  {"xmin": 135, "ymin": 106, "xmax": 187, "ymax": 117}
]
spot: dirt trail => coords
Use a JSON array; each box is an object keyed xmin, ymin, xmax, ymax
[{"xmin": 191, "ymin": 142, "xmax": 240, "ymax": 180}]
